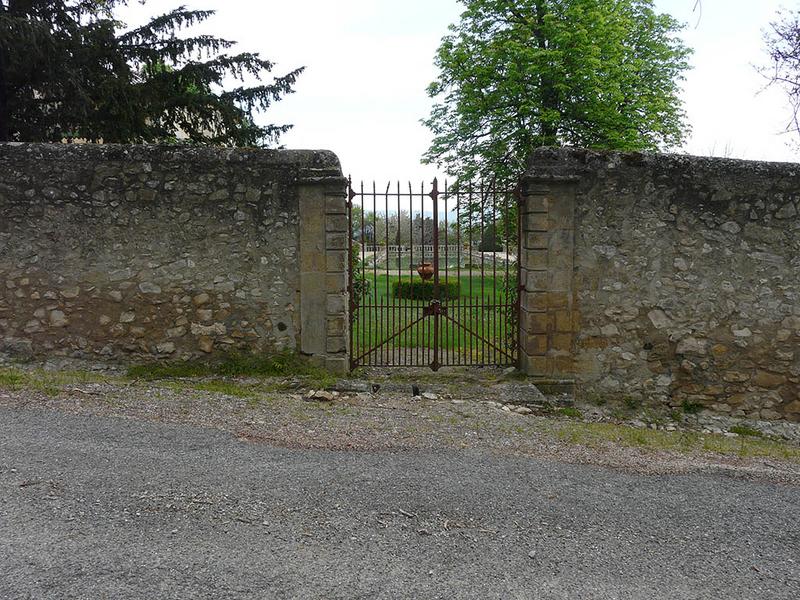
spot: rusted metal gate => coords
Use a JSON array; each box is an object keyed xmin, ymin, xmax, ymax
[{"xmin": 347, "ymin": 178, "xmax": 520, "ymax": 371}]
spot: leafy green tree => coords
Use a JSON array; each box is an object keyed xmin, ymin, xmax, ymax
[
  {"xmin": 763, "ymin": 9, "xmax": 800, "ymax": 147},
  {"xmin": 0, "ymin": 0, "xmax": 303, "ymax": 145},
  {"xmin": 478, "ymin": 222, "xmax": 503, "ymax": 252},
  {"xmin": 423, "ymin": 0, "xmax": 692, "ymax": 182}
]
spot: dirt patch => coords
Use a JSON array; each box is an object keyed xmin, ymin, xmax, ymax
[{"xmin": 1, "ymin": 368, "xmax": 799, "ymax": 485}]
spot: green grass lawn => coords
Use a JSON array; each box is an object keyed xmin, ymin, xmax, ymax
[{"xmin": 352, "ymin": 274, "xmax": 517, "ymax": 365}]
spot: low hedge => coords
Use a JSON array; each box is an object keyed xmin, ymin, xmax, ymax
[{"xmin": 392, "ymin": 280, "xmax": 460, "ymax": 301}]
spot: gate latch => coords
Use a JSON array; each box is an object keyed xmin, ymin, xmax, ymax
[{"xmin": 423, "ymin": 300, "xmax": 447, "ymax": 317}]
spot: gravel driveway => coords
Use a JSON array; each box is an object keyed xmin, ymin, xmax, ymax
[{"xmin": 1, "ymin": 404, "xmax": 799, "ymax": 599}]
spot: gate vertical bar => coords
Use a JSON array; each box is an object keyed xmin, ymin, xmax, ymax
[
  {"xmin": 360, "ymin": 182, "xmax": 366, "ymax": 367},
  {"xmin": 492, "ymin": 181, "xmax": 498, "ymax": 365},
  {"xmin": 384, "ymin": 183, "xmax": 390, "ymax": 366},
  {"xmin": 443, "ymin": 180, "xmax": 450, "ymax": 365},
  {"xmin": 456, "ymin": 185, "xmax": 462, "ymax": 366},
  {"xmin": 396, "ymin": 181, "xmax": 403, "ymax": 366},
  {"xmin": 408, "ymin": 184, "xmax": 412, "ymax": 366},
  {"xmin": 408, "ymin": 182, "xmax": 414, "ymax": 365},
  {"xmin": 516, "ymin": 184, "xmax": 523, "ymax": 369},
  {"xmin": 504, "ymin": 187, "xmax": 511, "ymax": 365},
  {"xmin": 466, "ymin": 185, "xmax": 472, "ymax": 366},
  {"xmin": 371, "ymin": 182, "xmax": 377, "ymax": 366},
  {"xmin": 479, "ymin": 180, "xmax": 486, "ymax": 365},
  {"xmin": 347, "ymin": 178, "xmax": 356, "ymax": 370},
  {"xmin": 430, "ymin": 178, "xmax": 440, "ymax": 371},
  {"xmin": 422, "ymin": 180, "xmax": 428, "ymax": 367}
]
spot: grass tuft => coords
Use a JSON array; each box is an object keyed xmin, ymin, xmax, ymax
[
  {"xmin": 552, "ymin": 421, "xmax": 800, "ymax": 462},
  {"xmin": 729, "ymin": 424, "xmax": 764, "ymax": 438},
  {"xmin": 556, "ymin": 407, "xmax": 583, "ymax": 419},
  {"xmin": 127, "ymin": 351, "xmax": 337, "ymax": 388},
  {"xmin": 0, "ymin": 368, "xmax": 111, "ymax": 397},
  {"xmin": 0, "ymin": 370, "xmax": 25, "ymax": 389}
]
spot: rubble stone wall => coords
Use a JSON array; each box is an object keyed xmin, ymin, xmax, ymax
[
  {"xmin": 0, "ymin": 143, "xmax": 348, "ymax": 371},
  {"xmin": 520, "ymin": 148, "xmax": 800, "ymax": 422}
]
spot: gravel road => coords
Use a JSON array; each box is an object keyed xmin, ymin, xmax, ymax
[{"xmin": 1, "ymin": 405, "xmax": 798, "ymax": 599}]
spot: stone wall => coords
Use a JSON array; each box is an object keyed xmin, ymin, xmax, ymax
[
  {"xmin": 519, "ymin": 148, "xmax": 800, "ymax": 422},
  {"xmin": 0, "ymin": 143, "xmax": 349, "ymax": 371}
]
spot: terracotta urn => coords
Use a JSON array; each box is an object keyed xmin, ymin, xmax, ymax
[{"xmin": 417, "ymin": 262, "xmax": 434, "ymax": 281}]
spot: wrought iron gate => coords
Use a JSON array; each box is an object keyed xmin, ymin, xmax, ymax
[{"xmin": 348, "ymin": 178, "xmax": 520, "ymax": 371}]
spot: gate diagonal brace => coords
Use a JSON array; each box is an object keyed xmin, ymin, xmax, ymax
[{"xmin": 423, "ymin": 301, "xmax": 447, "ymax": 318}]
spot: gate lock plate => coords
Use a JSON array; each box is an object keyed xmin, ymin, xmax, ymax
[{"xmin": 423, "ymin": 300, "xmax": 447, "ymax": 317}]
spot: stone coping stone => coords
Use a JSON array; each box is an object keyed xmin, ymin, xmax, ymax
[{"xmin": 0, "ymin": 142, "xmax": 343, "ymax": 176}]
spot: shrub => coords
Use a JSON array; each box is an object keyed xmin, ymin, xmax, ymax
[
  {"xmin": 623, "ymin": 396, "xmax": 643, "ymax": 410},
  {"xmin": 392, "ymin": 280, "xmax": 460, "ymax": 301},
  {"xmin": 502, "ymin": 270, "xmax": 518, "ymax": 348},
  {"xmin": 351, "ymin": 242, "xmax": 371, "ymax": 300},
  {"xmin": 729, "ymin": 424, "xmax": 763, "ymax": 438},
  {"xmin": 681, "ymin": 400, "xmax": 704, "ymax": 414}
]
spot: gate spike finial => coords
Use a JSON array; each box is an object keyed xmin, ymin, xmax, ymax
[{"xmin": 429, "ymin": 177, "xmax": 439, "ymax": 200}]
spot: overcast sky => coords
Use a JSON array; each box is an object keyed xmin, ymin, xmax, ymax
[{"xmin": 118, "ymin": 1, "xmax": 798, "ymax": 183}]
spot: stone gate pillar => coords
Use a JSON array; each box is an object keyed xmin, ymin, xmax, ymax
[
  {"xmin": 518, "ymin": 174, "xmax": 578, "ymax": 378},
  {"xmin": 298, "ymin": 173, "xmax": 349, "ymax": 374}
]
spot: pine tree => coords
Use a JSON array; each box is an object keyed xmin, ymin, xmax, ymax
[{"xmin": 0, "ymin": 1, "xmax": 303, "ymax": 145}]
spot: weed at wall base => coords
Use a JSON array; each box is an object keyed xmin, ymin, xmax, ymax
[{"xmin": 126, "ymin": 351, "xmax": 337, "ymax": 388}]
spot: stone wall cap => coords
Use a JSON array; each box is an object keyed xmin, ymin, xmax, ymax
[
  {"xmin": 0, "ymin": 142, "xmax": 343, "ymax": 174},
  {"xmin": 525, "ymin": 146, "xmax": 800, "ymax": 182},
  {"xmin": 297, "ymin": 172, "xmax": 348, "ymax": 185},
  {"xmin": 521, "ymin": 174, "xmax": 581, "ymax": 184}
]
